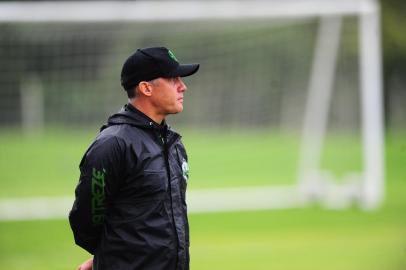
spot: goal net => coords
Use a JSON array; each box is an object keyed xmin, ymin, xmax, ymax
[{"xmin": 0, "ymin": 0, "xmax": 384, "ymax": 211}]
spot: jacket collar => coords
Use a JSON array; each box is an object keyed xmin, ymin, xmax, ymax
[
  {"xmin": 101, "ymin": 103, "xmax": 171, "ymax": 134},
  {"xmin": 125, "ymin": 103, "xmax": 166, "ymax": 129}
]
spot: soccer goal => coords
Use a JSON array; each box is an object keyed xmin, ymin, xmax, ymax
[{"xmin": 0, "ymin": 0, "xmax": 383, "ymax": 215}]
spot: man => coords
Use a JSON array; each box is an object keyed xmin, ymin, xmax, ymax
[{"xmin": 69, "ymin": 47, "xmax": 199, "ymax": 270}]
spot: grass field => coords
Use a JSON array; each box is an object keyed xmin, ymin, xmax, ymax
[{"xmin": 0, "ymin": 129, "xmax": 405, "ymax": 269}]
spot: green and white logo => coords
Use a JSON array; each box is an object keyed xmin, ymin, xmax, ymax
[
  {"xmin": 181, "ymin": 158, "xmax": 189, "ymax": 181},
  {"xmin": 168, "ymin": 50, "xmax": 178, "ymax": 62}
]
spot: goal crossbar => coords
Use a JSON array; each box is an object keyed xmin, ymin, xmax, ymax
[{"xmin": 0, "ymin": 0, "xmax": 378, "ymax": 23}]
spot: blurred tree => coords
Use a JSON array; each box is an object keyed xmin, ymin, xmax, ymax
[{"xmin": 381, "ymin": 0, "xmax": 406, "ymax": 128}]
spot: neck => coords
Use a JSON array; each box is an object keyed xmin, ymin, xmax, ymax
[{"xmin": 129, "ymin": 99, "xmax": 165, "ymax": 124}]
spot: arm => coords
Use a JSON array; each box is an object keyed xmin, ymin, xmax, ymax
[{"xmin": 69, "ymin": 136, "xmax": 124, "ymax": 254}]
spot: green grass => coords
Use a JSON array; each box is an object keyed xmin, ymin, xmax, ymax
[
  {"xmin": 0, "ymin": 128, "xmax": 405, "ymax": 270},
  {"xmin": 0, "ymin": 129, "xmax": 368, "ymax": 196},
  {"xmin": 189, "ymin": 207, "xmax": 406, "ymax": 270}
]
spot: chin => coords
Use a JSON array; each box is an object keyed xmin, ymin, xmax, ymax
[
  {"xmin": 168, "ymin": 107, "xmax": 183, "ymax": 115},
  {"xmin": 175, "ymin": 105, "xmax": 184, "ymax": 113}
]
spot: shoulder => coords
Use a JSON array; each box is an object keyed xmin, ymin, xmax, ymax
[
  {"xmin": 94, "ymin": 124, "xmax": 155, "ymax": 158},
  {"xmin": 85, "ymin": 124, "xmax": 137, "ymax": 159},
  {"xmin": 100, "ymin": 124, "xmax": 146, "ymax": 144},
  {"xmin": 85, "ymin": 134, "xmax": 124, "ymax": 160},
  {"xmin": 78, "ymin": 134, "xmax": 124, "ymax": 169}
]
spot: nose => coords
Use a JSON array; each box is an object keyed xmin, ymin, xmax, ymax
[{"xmin": 178, "ymin": 77, "xmax": 187, "ymax": 92}]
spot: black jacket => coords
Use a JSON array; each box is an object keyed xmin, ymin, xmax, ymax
[{"xmin": 69, "ymin": 104, "xmax": 190, "ymax": 270}]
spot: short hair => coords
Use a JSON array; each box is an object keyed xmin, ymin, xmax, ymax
[
  {"xmin": 126, "ymin": 79, "xmax": 157, "ymax": 99},
  {"xmin": 126, "ymin": 87, "xmax": 136, "ymax": 98}
]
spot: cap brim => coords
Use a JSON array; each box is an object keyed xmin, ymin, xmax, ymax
[{"xmin": 169, "ymin": 63, "xmax": 200, "ymax": 78}]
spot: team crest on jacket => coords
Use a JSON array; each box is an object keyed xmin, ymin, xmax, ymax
[{"xmin": 181, "ymin": 158, "xmax": 189, "ymax": 181}]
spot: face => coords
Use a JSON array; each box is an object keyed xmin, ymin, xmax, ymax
[{"xmin": 150, "ymin": 77, "xmax": 187, "ymax": 116}]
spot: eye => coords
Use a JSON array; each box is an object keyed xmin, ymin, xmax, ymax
[{"xmin": 168, "ymin": 77, "xmax": 178, "ymax": 84}]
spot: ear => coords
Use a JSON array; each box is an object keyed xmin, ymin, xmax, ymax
[{"xmin": 137, "ymin": 81, "xmax": 153, "ymax": 97}]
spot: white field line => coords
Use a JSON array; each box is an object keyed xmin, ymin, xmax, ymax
[{"xmin": 0, "ymin": 185, "xmax": 304, "ymax": 221}]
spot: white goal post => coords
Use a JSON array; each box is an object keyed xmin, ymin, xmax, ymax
[{"xmin": 0, "ymin": 0, "xmax": 384, "ymax": 217}]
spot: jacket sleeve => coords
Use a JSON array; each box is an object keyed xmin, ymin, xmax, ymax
[{"xmin": 69, "ymin": 135, "xmax": 124, "ymax": 254}]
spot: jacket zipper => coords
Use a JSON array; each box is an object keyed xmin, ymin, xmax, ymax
[{"xmin": 161, "ymin": 129, "xmax": 181, "ymax": 269}]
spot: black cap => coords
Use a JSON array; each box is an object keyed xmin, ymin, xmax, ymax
[{"xmin": 120, "ymin": 47, "xmax": 200, "ymax": 91}]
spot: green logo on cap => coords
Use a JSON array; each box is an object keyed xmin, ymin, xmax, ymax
[{"xmin": 168, "ymin": 50, "xmax": 178, "ymax": 62}]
